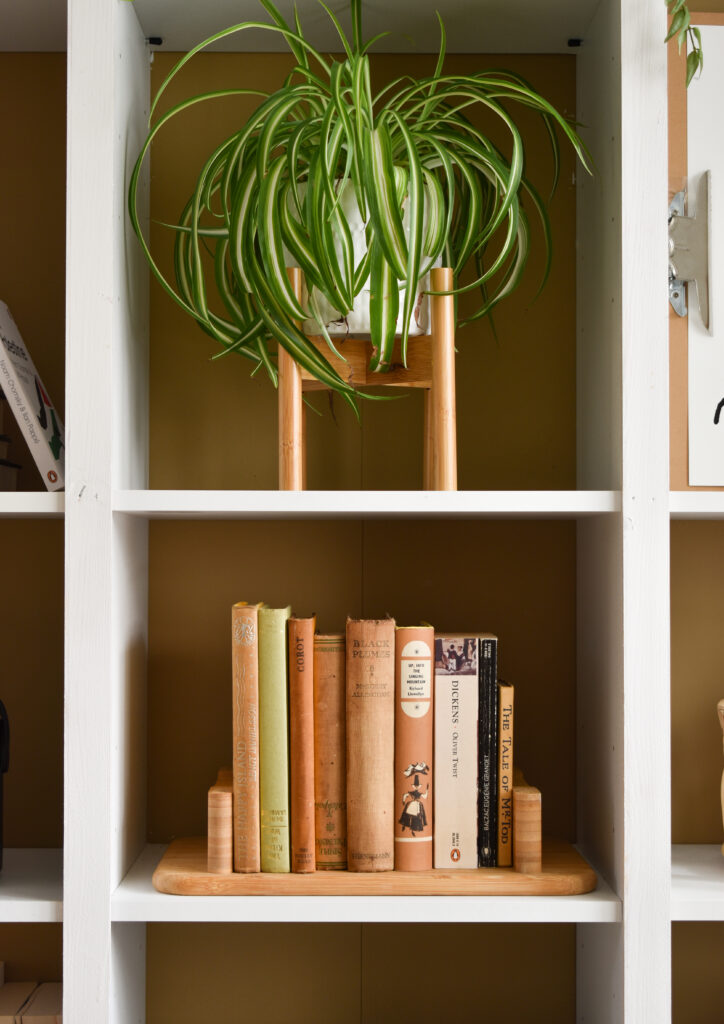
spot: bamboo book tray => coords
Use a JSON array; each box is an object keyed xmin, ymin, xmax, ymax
[{"xmin": 153, "ymin": 838, "xmax": 596, "ymax": 897}]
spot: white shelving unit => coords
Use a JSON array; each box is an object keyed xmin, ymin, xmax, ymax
[
  {"xmin": 670, "ymin": 491, "xmax": 724, "ymax": 518},
  {"xmin": 112, "ymin": 489, "xmax": 620, "ymax": 519},
  {"xmin": 0, "ymin": 850, "xmax": 63, "ymax": 924},
  {"xmin": 0, "ymin": 494, "xmax": 65, "ymax": 518},
  {"xmin": 13, "ymin": 0, "xmax": 719, "ymax": 1020},
  {"xmin": 110, "ymin": 844, "xmax": 621, "ymax": 925},
  {"xmin": 672, "ymin": 846, "xmax": 724, "ymax": 921}
]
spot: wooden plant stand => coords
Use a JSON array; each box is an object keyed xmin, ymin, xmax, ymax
[{"xmin": 278, "ymin": 267, "xmax": 458, "ymax": 491}]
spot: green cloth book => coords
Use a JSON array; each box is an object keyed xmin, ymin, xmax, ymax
[{"xmin": 259, "ymin": 605, "xmax": 291, "ymax": 872}]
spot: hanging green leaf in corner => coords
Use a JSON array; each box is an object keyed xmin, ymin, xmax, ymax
[
  {"xmin": 128, "ymin": 0, "xmax": 591, "ymax": 404},
  {"xmin": 665, "ymin": 0, "xmax": 704, "ymax": 86}
]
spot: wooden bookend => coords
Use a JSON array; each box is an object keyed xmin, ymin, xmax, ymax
[
  {"xmin": 513, "ymin": 771, "xmax": 542, "ymax": 875},
  {"xmin": 277, "ymin": 267, "xmax": 457, "ymax": 490},
  {"xmin": 207, "ymin": 770, "xmax": 233, "ymax": 875}
]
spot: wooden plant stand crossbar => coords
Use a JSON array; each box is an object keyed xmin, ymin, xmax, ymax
[{"xmin": 278, "ymin": 267, "xmax": 458, "ymax": 490}]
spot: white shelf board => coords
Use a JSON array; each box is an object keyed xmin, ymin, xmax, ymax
[
  {"xmin": 132, "ymin": 0, "xmax": 595, "ymax": 55},
  {"xmin": 0, "ymin": 849, "xmax": 63, "ymax": 922},
  {"xmin": 0, "ymin": 492, "xmax": 64, "ymax": 518},
  {"xmin": 671, "ymin": 844, "xmax": 724, "ymax": 921},
  {"xmin": 113, "ymin": 489, "xmax": 620, "ymax": 520},
  {"xmin": 111, "ymin": 845, "xmax": 620, "ymax": 924},
  {"xmin": 670, "ymin": 491, "xmax": 724, "ymax": 518}
]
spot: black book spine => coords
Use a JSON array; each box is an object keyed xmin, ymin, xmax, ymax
[{"xmin": 477, "ymin": 637, "xmax": 498, "ymax": 867}]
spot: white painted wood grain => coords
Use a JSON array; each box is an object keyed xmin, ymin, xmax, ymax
[
  {"xmin": 0, "ymin": 849, "xmax": 63, "ymax": 922},
  {"xmin": 670, "ymin": 490, "xmax": 724, "ymax": 517},
  {"xmin": 576, "ymin": 3, "xmax": 626, "ymax": 1019},
  {"xmin": 111, "ymin": 845, "xmax": 621, "ymax": 924},
  {"xmin": 0, "ymin": 493, "xmax": 64, "ymax": 517},
  {"xmin": 0, "ymin": 0, "xmax": 66, "ymax": 51},
  {"xmin": 619, "ymin": 3, "xmax": 672, "ymax": 1024},
  {"xmin": 111, "ymin": 923, "xmax": 146, "ymax": 1024},
  {"xmin": 112, "ymin": 488, "xmax": 620, "ymax": 518},
  {"xmin": 65, "ymin": 2, "xmax": 149, "ymax": 1022},
  {"xmin": 130, "ymin": 0, "xmax": 594, "ymax": 55},
  {"xmin": 671, "ymin": 844, "xmax": 724, "ymax": 920}
]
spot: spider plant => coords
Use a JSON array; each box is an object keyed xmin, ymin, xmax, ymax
[
  {"xmin": 128, "ymin": 0, "xmax": 590, "ymax": 411},
  {"xmin": 665, "ymin": 0, "xmax": 703, "ymax": 86}
]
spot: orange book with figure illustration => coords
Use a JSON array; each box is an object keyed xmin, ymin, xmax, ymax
[{"xmin": 394, "ymin": 625, "xmax": 434, "ymax": 871}]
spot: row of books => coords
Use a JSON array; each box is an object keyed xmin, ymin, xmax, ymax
[
  {"xmin": 213, "ymin": 605, "xmax": 515, "ymax": 874},
  {"xmin": 0, "ymin": 968, "xmax": 61, "ymax": 1024}
]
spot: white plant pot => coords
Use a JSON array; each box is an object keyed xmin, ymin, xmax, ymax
[{"xmin": 286, "ymin": 182, "xmax": 437, "ymax": 338}]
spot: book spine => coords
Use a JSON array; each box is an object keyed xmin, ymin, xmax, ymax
[
  {"xmin": 394, "ymin": 625, "xmax": 434, "ymax": 870},
  {"xmin": 231, "ymin": 603, "xmax": 261, "ymax": 873},
  {"xmin": 497, "ymin": 682, "xmax": 515, "ymax": 866},
  {"xmin": 288, "ymin": 615, "xmax": 316, "ymax": 873},
  {"xmin": 0, "ymin": 302, "xmax": 64, "ymax": 490},
  {"xmin": 207, "ymin": 781, "xmax": 233, "ymax": 874},
  {"xmin": 259, "ymin": 606, "xmax": 291, "ymax": 872},
  {"xmin": 313, "ymin": 634, "xmax": 347, "ymax": 869},
  {"xmin": 433, "ymin": 636, "xmax": 479, "ymax": 868},
  {"xmin": 478, "ymin": 636, "xmax": 498, "ymax": 867},
  {"xmin": 346, "ymin": 617, "xmax": 395, "ymax": 871}
]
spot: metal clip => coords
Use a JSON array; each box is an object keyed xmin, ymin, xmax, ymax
[{"xmin": 669, "ymin": 171, "xmax": 710, "ymax": 330}]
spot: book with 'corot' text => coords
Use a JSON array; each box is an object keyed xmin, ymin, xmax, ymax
[
  {"xmin": 289, "ymin": 614, "xmax": 316, "ymax": 873},
  {"xmin": 433, "ymin": 634, "xmax": 480, "ymax": 869},
  {"xmin": 313, "ymin": 633, "xmax": 347, "ymax": 869},
  {"xmin": 259, "ymin": 605, "xmax": 291, "ymax": 872},
  {"xmin": 394, "ymin": 624, "xmax": 434, "ymax": 870},
  {"xmin": 231, "ymin": 602, "xmax": 262, "ymax": 873},
  {"xmin": 346, "ymin": 617, "xmax": 395, "ymax": 871}
]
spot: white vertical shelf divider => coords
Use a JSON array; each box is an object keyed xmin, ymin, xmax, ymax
[
  {"xmin": 576, "ymin": 1, "xmax": 671, "ymax": 1022},
  {"xmin": 576, "ymin": 3, "xmax": 625, "ymax": 1020},
  {"xmin": 66, "ymin": 0, "xmax": 150, "ymax": 1021},
  {"xmin": 618, "ymin": 1, "xmax": 671, "ymax": 1023}
]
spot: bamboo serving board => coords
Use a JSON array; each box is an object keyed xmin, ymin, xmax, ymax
[{"xmin": 153, "ymin": 838, "xmax": 597, "ymax": 896}]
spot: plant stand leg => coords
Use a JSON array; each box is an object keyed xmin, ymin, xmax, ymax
[
  {"xmin": 278, "ymin": 268, "xmax": 305, "ymax": 490},
  {"xmin": 429, "ymin": 267, "xmax": 458, "ymax": 490}
]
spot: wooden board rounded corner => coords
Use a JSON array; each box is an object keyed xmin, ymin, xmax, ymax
[{"xmin": 151, "ymin": 837, "xmax": 598, "ymax": 897}]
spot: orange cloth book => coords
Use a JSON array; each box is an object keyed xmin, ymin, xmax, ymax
[
  {"xmin": 394, "ymin": 625, "xmax": 434, "ymax": 870},
  {"xmin": 313, "ymin": 633, "xmax": 347, "ymax": 869},
  {"xmin": 346, "ymin": 617, "xmax": 395, "ymax": 872},
  {"xmin": 289, "ymin": 615, "xmax": 316, "ymax": 873}
]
